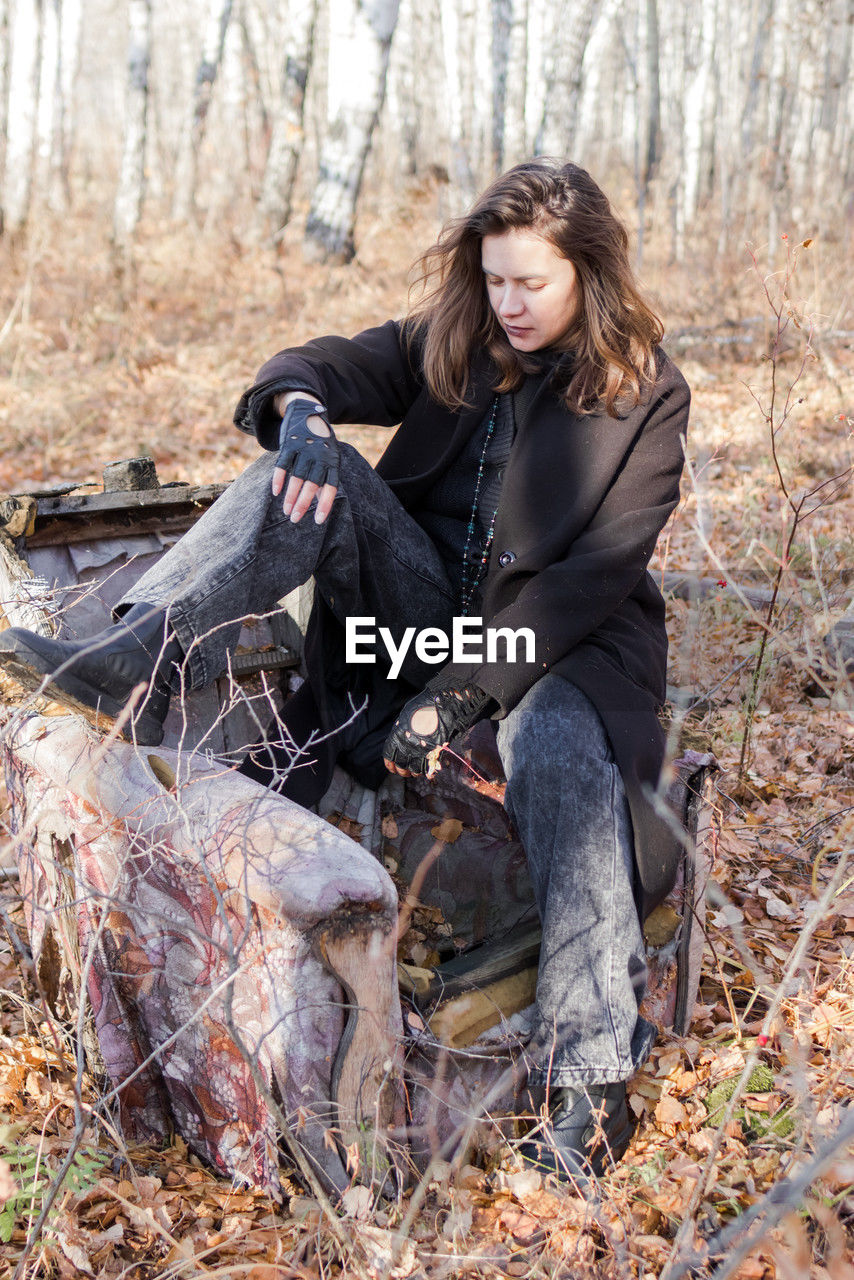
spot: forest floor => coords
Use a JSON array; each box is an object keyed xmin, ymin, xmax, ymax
[{"xmin": 0, "ymin": 193, "xmax": 852, "ymax": 1279}]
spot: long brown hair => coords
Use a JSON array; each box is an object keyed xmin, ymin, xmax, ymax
[{"xmin": 406, "ymin": 159, "xmax": 664, "ymax": 417}]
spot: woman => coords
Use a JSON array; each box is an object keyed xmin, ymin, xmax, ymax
[{"xmin": 0, "ymin": 159, "xmax": 690, "ymax": 1184}]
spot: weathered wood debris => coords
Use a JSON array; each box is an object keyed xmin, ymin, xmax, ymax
[{"xmin": 0, "ymin": 462, "xmax": 718, "ymax": 1194}]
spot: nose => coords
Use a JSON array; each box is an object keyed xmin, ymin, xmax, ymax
[{"xmin": 498, "ymin": 285, "xmax": 525, "ymax": 318}]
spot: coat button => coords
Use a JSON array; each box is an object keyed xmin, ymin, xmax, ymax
[{"xmin": 498, "ymin": 550, "xmax": 516, "ymax": 567}]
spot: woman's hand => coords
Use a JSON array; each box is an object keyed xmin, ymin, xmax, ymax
[
  {"xmin": 383, "ymin": 678, "xmax": 496, "ymax": 777},
  {"xmin": 272, "ymin": 391, "xmax": 339, "ymax": 524}
]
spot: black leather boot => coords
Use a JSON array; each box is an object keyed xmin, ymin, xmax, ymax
[
  {"xmin": 0, "ymin": 603, "xmax": 183, "ymax": 746},
  {"xmin": 518, "ymin": 1082, "xmax": 633, "ymax": 1186}
]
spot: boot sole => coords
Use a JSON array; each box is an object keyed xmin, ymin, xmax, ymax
[{"xmin": 0, "ymin": 641, "xmax": 165, "ymax": 747}]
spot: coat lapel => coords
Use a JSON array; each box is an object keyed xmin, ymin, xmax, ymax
[
  {"xmin": 493, "ymin": 383, "xmax": 643, "ymax": 559},
  {"xmin": 377, "ymin": 355, "xmax": 495, "ymax": 498}
]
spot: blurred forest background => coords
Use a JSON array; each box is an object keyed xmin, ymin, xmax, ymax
[
  {"xmin": 1, "ymin": 0, "xmax": 853, "ymax": 260},
  {"xmin": 1, "ymin": 0, "xmax": 854, "ymax": 1277}
]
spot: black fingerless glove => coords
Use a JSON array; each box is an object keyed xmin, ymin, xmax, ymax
[
  {"xmin": 384, "ymin": 675, "xmax": 497, "ymax": 775},
  {"xmin": 276, "ymin": 398, "xmax": 340, "ymax": 488}
]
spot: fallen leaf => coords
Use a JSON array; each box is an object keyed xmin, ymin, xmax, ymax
[
  {"xmin": 341, "ymin": 1184, "xmax": 372, "ymax": 1220},
  {"xmin": 359, "ymin": 1226, "xmax": 417, "ymax": 1278},
  {"xmin": 502, "ymin": 1167, "xmax": 541, "ymax": 1198},
  {"xmin": 442, "ymin": 1200, "xmax": 473, "ymax": 1241},
  {"xmin": 499, "ymin": 1206, "xmax": 543, "ymax": 1244},
  {"xmin": 54, "ymin": 1226, "xmax": 94, "ymax": 1276},
  {"xmin": 430, "ymin": 817, "xmax": 463, "ymax": 843},
  {"xmin": 764, "ymin": 895, "xmax": 796, "ymax": 920},
  {"xmin": 655, "ymin": 1095, "xmax": 688, "ymax": 1127}
]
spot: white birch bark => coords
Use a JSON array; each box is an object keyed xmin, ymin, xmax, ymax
[
  {"xmin": 172, "ymin": 0, "xmax": 234, "ymax": 220},
  {"xmin": 764, "ymin": 0, "xmax": 792, "ymax": 248},
  {"xmin": 36, "ymin": 0, "xmax": 57, "ymax": 168},
  {"xmin": 2, "ymin": 0, "xmax": 43, "ymax": 235},
  {"xmin": 680, "ymin": 0, "xmax": 717, "ymax": 230},
  {"xmin": 523, "ymin": 0, "xmax": 547, "ymax": 156},
  {"xmin": 634, "ymin": 0, "xmax": 660, "ymax": 266},
  {"xmin": 737, "ymin": 0, "xmax": 771, "ymax": 239},
  {"xmin": 383, "ymin": 0, "xmax": 442, "ymax": 178},
  {"xmin": 256, "ymin": 0, "xmax": 318, "ymax": 237},
  {"xmin": 113, "ymin": 0, "xmax": 153, "ymax": 249},
  {"xmin": 36, "ymin": 0, "xmax": 74, "ymax": 210},
  {"xmin": 826, "ymin": 0, "xmax": 852, "ymax": 198},
  {"xmin": 713, "ymin": 0, "xmax": 748, "ymax": 245},
  {"xmin": 471, "ymin": 0, "xmax": 493, "ymax": 180},
  {"xmin": 804, "ymin": 0, "xmax": 849, "ymax": 213},
  {"xmin": 303, "ymin": 0, "xmax": 401, "ymax": 262},
  {"xmin": 438, "ymin": 0, "xmax": 492, "ymax": 206},
  {"xmin": 491, "ymin": 0, "xmax": 511, "ymax": 169},
  {"xmin": 0, "ymin": 0, "xmax": 10, "ymax": 203},
  {"xmin": 574, "ymin": 0, "xmax": 621, "ymax": 163},
  {"xmin": 501, "ymin": 0, "xmax": 528, "ymax": 164},
  {"xmin": 789, "ymin": 3, "xmax": 822, "ymax": 209},
  {"xmin": 618, "ymin": 2, "xmax": 640, "ymax": 169},
  {"xmin": 51, "ymin": 0, "xmax": 82, "ymax": 210},
  {"xmin": 439, "ymin": 0, "xmax": 468, "ymax": 197},
  {"xmin": 536, "ymin": 0, "xmax": 600, "ymax": 157}
]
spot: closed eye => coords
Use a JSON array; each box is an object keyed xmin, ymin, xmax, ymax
[{"xmin": 485, "ymin": 275, "xmax": 546, "ymax": 290}]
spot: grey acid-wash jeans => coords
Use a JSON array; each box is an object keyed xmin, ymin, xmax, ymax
[{"xmin": 122, "ymin": 444, "xmax": 654, "ymax": 1086}]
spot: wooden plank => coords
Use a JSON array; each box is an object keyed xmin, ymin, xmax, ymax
[
  {"xmin": 426, "ymin": 968, "xmax": 539, "ymax": 1048},
  {"xmin": 315, "ymin": 915, "xmax": 401, "ymax": 1167},
  {"xmin": 425, "ymin": 919, "xmax": 542, "ymax": 1003},
  {"xmin": 34, "ymin": 482, "xmax": 228, "ymax": 519},
  {"xmin": 28, "ymin": 503, "xmax": 227, "ymax": 549}
]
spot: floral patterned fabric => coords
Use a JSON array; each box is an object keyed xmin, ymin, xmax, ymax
[
  {"xmin": 5, "ymin": 716, "xmax": 401, "ymax": 1197},
  {"xmin": 4, "ymin": 714, "xmax": 714, "ymax": 1195}
]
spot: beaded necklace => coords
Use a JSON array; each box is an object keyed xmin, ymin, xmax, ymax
[{"xmin": 460, "ymin": 394, "xmax": 501, "ymax": 616}]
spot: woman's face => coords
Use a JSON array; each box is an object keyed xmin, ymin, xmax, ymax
[{"xmin": 481, "ymin": 228, "xmax": 580, "ymax": 353}]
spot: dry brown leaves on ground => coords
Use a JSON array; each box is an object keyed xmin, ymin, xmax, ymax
[{"xmin": 0, "ymin": 206, "xmax": 853, "ymax": 1277}]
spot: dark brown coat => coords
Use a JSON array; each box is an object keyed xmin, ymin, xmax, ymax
[{"xmin": 234, "ymin": 320, "xmax": 691, "ymax": 914}]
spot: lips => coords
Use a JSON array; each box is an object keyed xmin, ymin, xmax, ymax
[{"xmin": 504, "ymin": 325, "xmax": 533, "ymax": 339}]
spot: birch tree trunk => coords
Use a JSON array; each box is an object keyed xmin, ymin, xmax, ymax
[
  {"xmin": 438, "ymin": 0, "xmax": 469, "ymax": 199},
  {"xmin": 384, "ymin": 0, "xmax": 443, "ymax": 179},
  {"xmin": 256, "ymin": 0, "xmax": 318, "ymax": 239},
  {"xmin": 536, "ymin": 0, "xmax": 599, "ymax": 157},
  {"xmin": 303, "ymin": 0, "xmax": 401, "ymax": 262},
  {"xmin": 487, "ymin": 0, "xmax": 528, "ymax": 169},
  {"xmin": 764, "ymin": 0, "xmax": 791, "ymax": 251},
  {"xmin": 501, "ymin": 0, "xmax": 528, "ymax": 163},
  {"xmin": 574, "ymin": 0, "xmax": 621, "ymax": 163},
  {"xmin": 825, "ymin": 0, "xmax": 853, "ymax": 202},
  {"xmin": 634, "ymin": 0, "xmax": 660, "ymax": 267},
  {"xmin": 172, "ymin": 0, "xmax": 234, "ymax": 221},
  {"xmin": 789, "ymin": 4, "xmax": 821, "ymax": 214},
  {"xmin": 113, "ymin": 0, "xmax": 153, "ymax": 249},
  {"xmin": 36, "ymin": 0, "xmax": 76, "ymax": 212},
  {"xmin": 2, "ymin": 0, "xmax": 43, "ymax": 236},
  {"xmin": 731, "ymin": 0, "xmax": 769, "ymax": 246},
  {"xmin": 680, "ymin": 0, "xmax": 717, "ymax": 236},
  {"xmin": 491, "ymin": 0, "xmax": 511, "ymax": 169},
  {"xmin": 0, "ymin": 0, "xmax": 10, "ymax": 219},
  {"xmin": 52, "ymin": 0, "xmax": 82, "ymax": 211}
]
